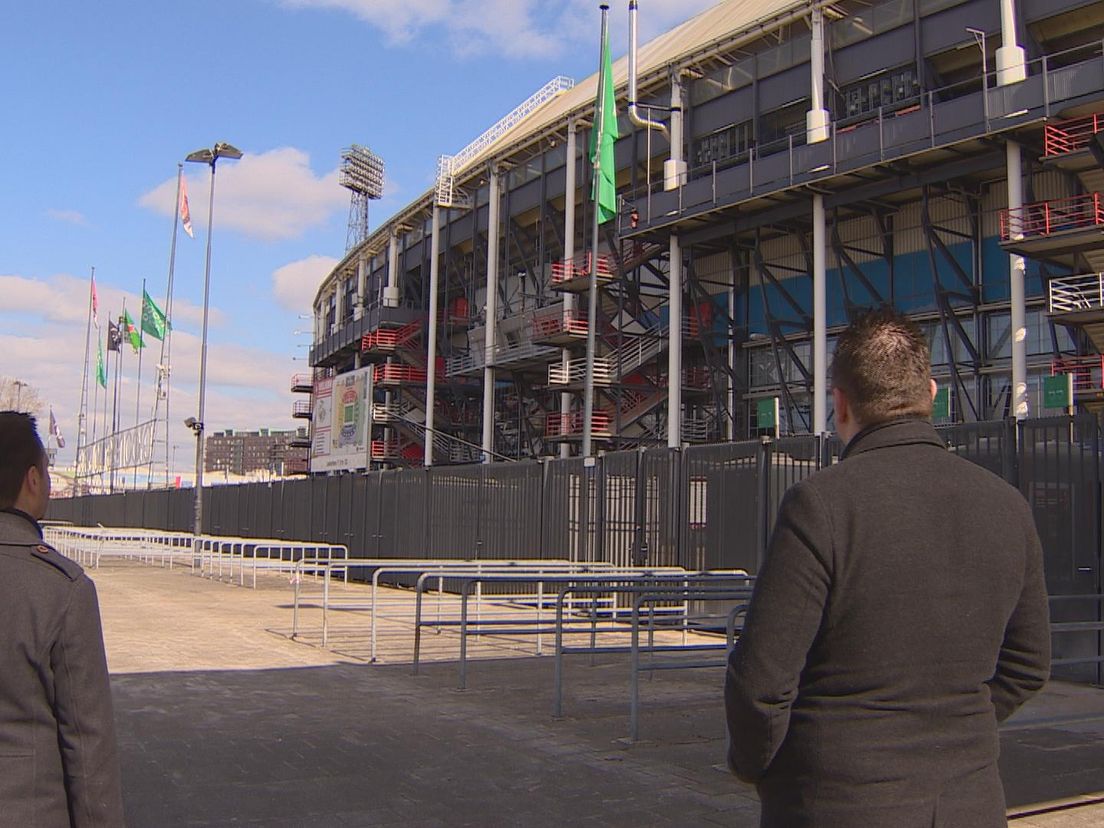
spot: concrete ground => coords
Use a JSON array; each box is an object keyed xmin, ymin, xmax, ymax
[{"xmin": 89, "ymin": 561, "xmax": 1104, "ymax": 827}]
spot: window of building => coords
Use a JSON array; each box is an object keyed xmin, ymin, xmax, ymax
[
  {"xmin": 693, "ymin": 121, "xmax": 752, "ymax": 169},
  {"xmin": 841, "ymin": 65, "xmax": 920, "ymax": 121}
]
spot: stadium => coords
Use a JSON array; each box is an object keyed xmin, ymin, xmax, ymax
[{"xmin": 302, "ymin": 0, "xmax": 1104, "ymax": 468}]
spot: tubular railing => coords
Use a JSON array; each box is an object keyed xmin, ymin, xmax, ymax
[
  {"xmin": 545, "ymin": 410, "xmax": 613, "ymax": 438},
  {"xmin": 1044, "ymin": 113, "xmax": 1104, "ymax": 157},
  {"xmin": 1000, "ymin": 193, "xmax": 1104, "ymax": 240},
  {"xmin": 1052, "ymin": 356, "xmax": 1104, "ymax": 392},
  {"xmin": 1048, "ymin": 273, "xmax": 1104, "ymax": 313}
]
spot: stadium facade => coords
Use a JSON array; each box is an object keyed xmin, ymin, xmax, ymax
[{"xmin": 300, "ymin": 0, "xmax": 1104, "ymax": 470}]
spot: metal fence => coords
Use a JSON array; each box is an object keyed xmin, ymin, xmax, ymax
[{"xmin": 50, "ymin": 416, "xmax": 1103, "ymax": 682}]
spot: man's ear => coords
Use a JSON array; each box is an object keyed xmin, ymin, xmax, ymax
[
  {"xmin": 832, "ymin": 386, "xmax": 849, "ymax": 425},
  {"xmin": 930, "ymin": 379, "xmax": 938, "ymax": 402}
]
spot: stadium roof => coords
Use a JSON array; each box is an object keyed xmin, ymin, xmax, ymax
[
  {"xmin": 452, "ymin": 0, "xmax": 813, "ymax": 177},
  {"xmin": 317, "ymin": 0, "xmax": 821, "ymax": 303}
]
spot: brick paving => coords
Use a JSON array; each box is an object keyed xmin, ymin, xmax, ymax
[{"xmin": 89, "ymin": 562, "xmax": 1104, "ymax": 826}]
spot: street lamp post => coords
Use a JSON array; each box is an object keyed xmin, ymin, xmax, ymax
[{"xmin": 184, "ymin": 142, "xmax": 242, "ymax": 538}]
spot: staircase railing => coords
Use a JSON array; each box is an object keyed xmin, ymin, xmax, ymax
[{"xmin": 1049, "ymin": 273, "xmax": 1104, "ymax": 314}]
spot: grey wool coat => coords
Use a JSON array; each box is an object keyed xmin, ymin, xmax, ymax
[
  {"xmin": 0, "ymin": 509, "xmax": 125, "ymax": 827},
  {"xmin": 725, "ymin": 419, "xmax": 1051, "ymax": 828}
]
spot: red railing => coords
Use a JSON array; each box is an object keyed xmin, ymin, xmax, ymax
[
  {"xmin": 1052, "ymin": 356, "xmax": 1104, "ymax": 392},
  {"xmin": 290, "ymin": 373, "xmax": 313, "ymax": 391},
  {"xmin": 373, "ymin": 364, "xmax": 428, "ymax": 384},
  {"xmin": 551, "ymin": 252, "xmax": 613, "ymax": 285},
  {"xmin": 370, "ymin": 439, "xmax": 400, "ymax": 459},
  {"xmin": 531, "ymin": 310, "xmax": 588, "ymax": 339},
  {"xmin": 1000, "ymin": 193, "xmax": 1104, "ymax": 241},
  {"xmin": 1044, "ymin": 113, "xmax": 1104, "ymax": 157},
  {"xmin": 683, "ymin": 367, "xmax": 711, "ymax": 389},
  {"xmin": 545, "ymin": 410, "xmax": 612, "ymax": 437},
  {"xmin": 361, "ymin": 318, "xmax": 422, "ymax": 352}
]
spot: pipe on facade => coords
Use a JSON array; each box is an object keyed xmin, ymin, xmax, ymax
[
  {"xmin": 628, "ymin": 0, "xmax": 669, "ymax": 139},
  {"xmin": 385, "ymin": 233, "xmax": 400, "ymax": 307},
  {"xmin": 806, "ymin": 6, "xmax": 830, "ymax": 144}
]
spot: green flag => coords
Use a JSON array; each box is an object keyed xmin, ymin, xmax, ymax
[
  {"xmin": 122, "ymin": 309, "xmax": 143, "ymax": 352},
  {"xmin": 96, "ymin": 336, "xmax": 107, "ymax": 388},
  {"xmin": 142, "ymin": 289, "xmax": 168, "ymax": 341},
  {"xmin": 589, "ymin": 22, "xmax": 619, "ymax": 224}
]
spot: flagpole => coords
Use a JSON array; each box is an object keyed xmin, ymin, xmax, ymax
[
  {"xmin": 91, "ymin": 337, "xmax": 101, "ymax": 494},
  {"xmin": 583, "ymin": 4, "xmax": 610, "ymax": 458},
  {"xmin": 132, "ymin": 279, "xmax": 146, "ymax": 487},
  {"xmin": 149, "ymin": 163, "xmax": 183, "ymax": 489},
  {"xmin": 75, "ymin": 266, "xmax": 95, "ymax": 483},
  {"xmin": 110, "ymin": 306, "xmax": 124, "ymax": 493}
]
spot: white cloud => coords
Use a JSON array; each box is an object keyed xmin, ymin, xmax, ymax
[
  {"xmin": 0, "ymin": 272, "xmax": 291, "ymax": 476},
  {"xmin": 277, "ymin": 0, "xmax": 722, "ymax": 59},
  {"xmin": 138, "ymin": 147, "xmax": 347, "ymax": 242},
  {"xmin": 272, "ymin": 255, "xmax": 340, "ymax": 314},
  {"xmin": 46, "ymin": 209, "xmax": 88, "ymax": 226}
]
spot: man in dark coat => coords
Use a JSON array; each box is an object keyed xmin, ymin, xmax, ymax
[
  {"xmin": 725, "ymin": 310, "xmax": 1050, "ymax": 827},
  {"xmin": 0, "ymin": 411, "xmax": 125, "ymax": 826}
]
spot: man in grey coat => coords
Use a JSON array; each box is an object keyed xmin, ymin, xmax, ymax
[
  {"xmin": 0, "ymin": 411, "xmax": 125, "ymax": 826},
  {"xmin": 725, "ymin": 310, "xmax": 1051, "ymax": 827}
]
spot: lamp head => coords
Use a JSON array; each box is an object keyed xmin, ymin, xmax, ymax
[
  {"xmin": 213, "ymin": 142, "xmax": 243, "ymax": 160},
  {"xmin": 185, "ymin": 148, "xmax": 214, "ymax": 165}
]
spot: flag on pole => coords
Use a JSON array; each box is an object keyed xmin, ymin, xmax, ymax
[
  {"xmin": 107, "ymin": 319, "xmax": 122, "ymax": 352},
  {"xmin": 141, "ymin": 289, "xmax": 168, "ymax": 341},
  {"xmin": 180, "ymin": 176, "xmax": 194, "ymax": 238},
  {"xmin": 590, "ymin": 22, "xmax": 620, "ymax": 225},
  {"xmin": 97, "ymin": 337, "xmax": 107, "ymax": 387},
  {"xmin": 91, "ymin": 275, "xmax": 100, "ymax": 328},
  {"xmin": 49, "ymin": 408, "xmax": 66, "ymax": 448},
  {"xmin": 122, "ymin": 310, "xmax": 143, "ymax": 352}
]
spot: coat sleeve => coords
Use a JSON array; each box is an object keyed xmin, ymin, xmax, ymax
[
  {"xmin": 51, "ymin": 575, "xmax": 126, "ymax": 827},
  {"xmin": 987, "ymin": 506, "xmax": 1051, "ymax": 722},
  {"xmin": 725, "ymin": 482, "xmax": 833, "ymax": 783}
]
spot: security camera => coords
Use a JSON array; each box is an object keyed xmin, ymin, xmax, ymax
[{"xmin": 184, "ymin": 417, "xmax": 198, "ymax": 428}]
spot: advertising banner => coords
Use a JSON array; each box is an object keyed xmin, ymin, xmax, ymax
[{"xmin": 310, "ymin": 366, "xmax": 372, "ymax": 472}]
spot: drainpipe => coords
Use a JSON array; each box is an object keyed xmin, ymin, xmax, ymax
[
  {"xmin": 482, "ymin": 167, "xmax": 501, "ymax": 462},
  {"xmin": 667, "ymin": 71, "xmax": 686, "ymax": 448},
  {"xmin": 999, "ymin": 0, "xmax": 1028, "ymax": 419},
  {"xmin": 426, "ymin": 205, "xmax": 441, "ymax": 466},
  {"xmin": 628, "ymin": 0, "xmax": 669, "ymax": 140},
  {"xmin": 561, "ymin": 120, "xmax": 577, "ymax": 459}
]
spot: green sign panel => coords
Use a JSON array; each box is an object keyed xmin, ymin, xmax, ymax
[
  {"xmin": 756, "ymin": 397, "xmax": 778, "ymax": 431},
  {"xmin": 1043, "ymin": 373, "xmax": 1073, "ymax": 410},
  {"xmin": 932, "ymin": 386, "xmax": 950, "ymax": 420}
]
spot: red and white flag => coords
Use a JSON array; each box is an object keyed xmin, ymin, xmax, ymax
[
  {"xmin": 91, "ymin": 274, "xmax": 99, "ymax": 328},
  {"xmin": 180, "ymin": 176, "xmax": 194, "ymax": 238},
  {"xmin": 49, "ymin": 408, "xmax": 65, "ymax": 448}
]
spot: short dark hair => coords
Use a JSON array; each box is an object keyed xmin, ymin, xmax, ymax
[
  {"xmin": 830, "ymin": 309, "xmax": 932, "ymax": 425},
  {"xmin": 0, "ymin": 411, "xmax": 45, "ymax": 509}
]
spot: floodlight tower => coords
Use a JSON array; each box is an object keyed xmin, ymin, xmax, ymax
[{"xmin": 340, "ymin": 145, "xmax": 385, "ymax": 251}]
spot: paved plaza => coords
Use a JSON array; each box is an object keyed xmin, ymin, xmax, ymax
[{"xmin": 90, "ymin": 561, "xmax": 1104, "ymax": 826}]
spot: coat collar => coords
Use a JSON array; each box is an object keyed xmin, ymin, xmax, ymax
[
  {"xmin": 0, "ymin": 508, "xmax": 44, "ymax": 544},
  {"xmin": 840, "ymin": 418, "xmax": 946, "ymax": 461}
]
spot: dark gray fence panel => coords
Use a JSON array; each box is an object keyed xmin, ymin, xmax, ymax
[
  {"xmin": 427, "ymin": 466, "xmax": 481, "ymax": 559},
  {"xmin": 939, "ymin": 419, "xmax": 1017, "ymax": 484},
  {"xmin": 1020, "ymin": 416, "xmax": 1101, "ymax": 684},
  {"xmin": 681, "ymin": 441, "xmax": 760, "ymax": 573},
  {"xmin": 541, "ymin": 457, "xmax": 596, "ymax": 561},
  {"xmin": 640, "ymin": 449, "xmax": 681, "ymax": 569},
  {"xmin": 601, "ymin": 451, "xmax": 640, "ymax": 569},
  {"xmin": 480, "ymin": 461, "xmax": 543, "ymax": 560}
]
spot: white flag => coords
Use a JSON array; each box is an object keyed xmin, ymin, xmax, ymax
[{"xmin": 180, "ymin": 176, "xmax": 194, "ymax": 238}]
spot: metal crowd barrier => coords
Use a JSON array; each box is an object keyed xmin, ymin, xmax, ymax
[
  {"xmin": 290, "ymin": 559, "xmax": 654, "ymax": 659},
  {"xmin": 42, "ymin": 526, "xmax": 348, "ymax": 589}
]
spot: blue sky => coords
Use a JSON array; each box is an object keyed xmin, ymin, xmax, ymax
[{"xmin": 0, "ymin": 0, "xmax": 717, "ymax": 476}]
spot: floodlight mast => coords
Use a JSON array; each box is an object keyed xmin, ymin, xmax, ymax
[{"xmin": 341, "ymin": 144, "xmax": 385, "ymax": 249}]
